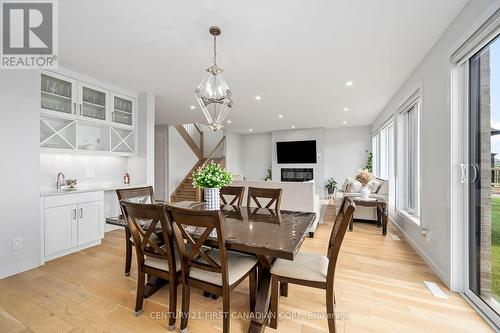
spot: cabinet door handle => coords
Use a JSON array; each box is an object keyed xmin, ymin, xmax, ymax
[
  {"xmin": 72, "ymin": 209, "xmax": 77, "ymax": 220},
  {"xmin": 79, "ymin": 208, "xmax": 83, "ymax": 219},
  {"xmin": 73, "ymin": 102, "xmax": 76, "ymax": 114}
]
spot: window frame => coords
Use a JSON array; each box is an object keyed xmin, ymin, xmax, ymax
[{"xmin": 396, "ymin": 89, "xmax": 421, "ymax": 223}]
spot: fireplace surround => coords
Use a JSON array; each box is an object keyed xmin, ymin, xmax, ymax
[{"xmin": 281, "ymin": 168, "xmax": 314, "ymax": 182}]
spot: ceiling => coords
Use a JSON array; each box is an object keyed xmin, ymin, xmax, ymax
[{"xmin": 59, "ymin": 0, "xmax": 468, "ymax": 133}]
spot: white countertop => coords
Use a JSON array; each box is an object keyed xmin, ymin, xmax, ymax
[{"xmin": 40, "ymin": 183, "xmax": 151, "ymax": 197}]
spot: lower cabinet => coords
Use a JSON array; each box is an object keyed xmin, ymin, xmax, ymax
[
  {"xmin": 77, "ymin": 201, "xmax": 101, "ymax": 245},
  {"xmin": 42, "ymin": 191, "xmax": 104, "ymax": 261}
]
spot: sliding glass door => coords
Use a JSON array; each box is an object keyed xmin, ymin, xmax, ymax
[{"xmin": 468, "ymin": 34, "xmax": 500, "ymax": 324}]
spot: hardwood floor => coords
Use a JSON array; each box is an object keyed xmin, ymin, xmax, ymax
[{"xmin": 0, "ymin": 203, "xmax": 493, "ymax": 333}]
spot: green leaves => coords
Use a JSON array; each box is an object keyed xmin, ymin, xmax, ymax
[{"xmin": 192, "ymin": 162, "xmax": 233, "ymax": 189}]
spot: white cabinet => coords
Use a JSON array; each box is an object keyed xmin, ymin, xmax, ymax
[
  {"xmin": 77, "ymin": 201, "xmax": 101, "ymax": 245},
  {"xmin": 44, "ymin": 205, "xmax": 78, "ymax": 256},
  {"xmin": 111, "ymin": 92, "xmax": 135, "ymax": 128},
  {"xmin": 41, "ymin": 192, "xmax": 104, "ymax": 262},
  {"xmin": 40, "ymin": 70, "xmax": 137, "ymax": 156},
  {"xmin": 41, "ymin": 72, "xmax": 78, "ymax": 119},
  {"xmin": 78, "ymin": 82, "xmax": 109, "ymax": 124}
]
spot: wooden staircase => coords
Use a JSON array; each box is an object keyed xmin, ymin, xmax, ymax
[
  {"xmin": 170, "ymin": 124, "xmax": 226, "ymax": 202},
  {"xmin": 171, "ymin": 158, "xmax": 205, "ymax": 202}
]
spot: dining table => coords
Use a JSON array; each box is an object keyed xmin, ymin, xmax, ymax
[{"xmin": 168, "ymin": 202, "xmax": 317, "ymax": 333}]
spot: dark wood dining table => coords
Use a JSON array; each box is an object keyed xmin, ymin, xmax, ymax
[{"xmin": 169, "ymin": 202, "xmax": 317, "ymax": 333}]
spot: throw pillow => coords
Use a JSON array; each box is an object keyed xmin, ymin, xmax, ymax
[
  {"xmin": 346, "ymin": 179, "xmax": 363, "ymax": 193},
  {"xmin": 368, "ymin": 179, "xmax": 381, "ymax": 193}
]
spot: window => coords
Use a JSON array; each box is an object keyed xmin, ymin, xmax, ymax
[
  {"xmin": 372, "ymin": 120, "xmax": 395, "ymax": 204},
  {"xmin": 398, "ymin": 93, "xmax": 420, "ymax": 220},
  {"xmin": 372, "ymin": 135, "xmax": 379, "ymax": 176}
]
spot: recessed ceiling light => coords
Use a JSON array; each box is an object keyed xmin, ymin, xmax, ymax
[
  {"xmin": 255, "ymin": 96, "xmax": 261, "ymax": 100},
  {"xmin": 345, "ymin": 81, "xmax": 353, "ymax": 87},
  {"xmin": 190, "ymin": 105, "xmax": 196, "ymax": 110},
  {"xmin": 249, "ymin": 128, "xmax": 253, "ymax": 132},
  {"xmin": 227, "ymin": 120, "xmax": 232, "ymax": 124},
  {"xmin": 342, "ymin": 121, "xmax": 347, "ymax": 125},
  {"xmin": 344, "ymin": 107, "xmax": 349, "ymax": 111},
  {"xmin": 291, "ymin": 125, "xmax": 296, "ymax": 129},
  {"xmin": 278, "ymin": 114, "xmax": 283, "ymax": 119}
]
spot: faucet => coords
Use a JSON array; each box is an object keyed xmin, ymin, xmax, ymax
[{"xmin": 56, "ymin": 172, "xmax": 65, "ymax": 190}]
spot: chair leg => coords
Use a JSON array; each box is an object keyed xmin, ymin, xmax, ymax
[
  {"xmin": 269, "ymin": 275, "xmax": 279, "ymax": 329},
  {"xmin": 125, "ymin": 230, "xmax": 132, "ymax": 277},
  {"xmin": 168, "ymin": 278, "xmax": 177, "ymax": 331},
  {"xmin": 135, "ymin": 271, "xmax": 145, "ymax": 316},
  {"xmin": 180, "ymin": 284, "xmax": 190, "ymax": 333},
  {"xmin": 249, "ymin": 268, "xmax": 257, "ymax": 312},
  {"xmin": 326, "ymin": 290, "xmax": 336, "ymax": 333},
  {"xmin": 280, "ymin": 281, "xmax": 288, "ymax": 297},
  {"xmin": 222, "ymin": 291, "xmax": 230, "ymax": 333}
]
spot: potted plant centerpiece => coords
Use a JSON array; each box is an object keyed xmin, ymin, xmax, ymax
[
  {"xmin": 192, "ymin": 162, "xmax": 233, "ymax": 210},
  {"xmin": 325, "ymin": 177, "xmax": 337, "ymax": 195},
  {"xmin": 355, "ymin": 168, "xmax": 374, "ymax": 200}
]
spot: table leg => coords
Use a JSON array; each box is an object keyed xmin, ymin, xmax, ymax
[
  {"xmin": 382, "ymin": 205, "xmax": 388, "ymax": 235},
  {"xmin": 248, "ymin": 256, "xmax": 273, "ymax": 333},
  {"xmin": 280, "ymin": 282, "xmax": 288, "ymax": 297}
]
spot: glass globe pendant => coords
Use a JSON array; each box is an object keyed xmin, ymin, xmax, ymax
[{"xmin": 194, "ymin": 26, "xmax": 233, "ymax": 131}]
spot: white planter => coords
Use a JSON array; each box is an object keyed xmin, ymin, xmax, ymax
[
  {"xmin": 204, "ymin": 188, "xmax": 220, "ymax": 210},
  {"xmin": 360, "ymin": 186, "xmax": 370, "ymax": 200}
]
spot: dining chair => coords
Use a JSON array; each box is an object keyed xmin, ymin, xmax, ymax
[
  {"xmin": 165, "ymin": 204, "xmax": 258, "ymax": 333},
  {"xmin": 247, "ymin": 186, "xmax": 283, "ymax": 209},
  {"xmin": 116, "ymin": 186, "xmax": 163, "ymax": 277},
  {"xmin": 269, "ymin": 197, "xmax": 356, "ymax": 332},
  {"xmin": 120, "ymin": 200, "xmax": 179, "ymax": 331},
  {"xmin": 219, "ymin": 186, "xmax": 245, "ymax": 205}
]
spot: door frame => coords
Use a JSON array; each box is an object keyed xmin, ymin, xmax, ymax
[{"xmin": 451, "ymin": 32, "xmax": 500, "ymax": 331}]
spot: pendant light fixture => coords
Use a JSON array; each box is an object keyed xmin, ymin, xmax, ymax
[{"xmin": 194, "ymin": 26, "xmax": 233, "ymax": 131}]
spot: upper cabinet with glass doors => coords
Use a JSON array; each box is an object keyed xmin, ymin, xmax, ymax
[
  {"xmin": 111, "ymin": 93, "xmax": 135, "ymax": 128},
  {"xmin": 40, "ymin": 71, "xmax": 137, "ymax": 156},
  {"xmin": 78, "ymin": 82, "xmax": 109, "ymax": 123},
  {"xmin": 41, "ymin": 73, "xmax": 77, "ymax": 118}
]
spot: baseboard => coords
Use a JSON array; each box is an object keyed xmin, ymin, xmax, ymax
[
  {"xmin": 0, "ymin": 258, "xmax": 40, "ymax": 280},
  {"xmin": 390, "ymin": 218, "xmax": 449, "ymax": 287},
  {"xmin": 44, "ymin": 239, "xmax": 102, "ymax": 262}
]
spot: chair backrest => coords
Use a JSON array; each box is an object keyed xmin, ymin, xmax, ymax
[
  {"xmin": 120, "ymin": 201, "xmax": 176, "ymax": 273},
  {"xmin": 247, "ymin": 187, "xmax": 283, "ymax": 209},
  {"xmin": 116, "ymin": 186, "xmax": 156, "ymax": 204},
  {"xmin": 165, "ymin": 205, "xmax": 230, "ymax": 286},
  {"xmin": 326, "ymin": 197, "xmax": 355, "ymax": 285},
  {"xmin": 220, "ymin": 186, "xmax": 245, "ymax": 205}
]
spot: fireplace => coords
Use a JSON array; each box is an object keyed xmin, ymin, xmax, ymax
[{"xmin": 281, "ymin": 168, "xmax": 314, "ymax": 182}]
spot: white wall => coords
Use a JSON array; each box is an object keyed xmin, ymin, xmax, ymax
[
  {"xmin": 271, "ymin": 128, "xmax": 326, "ymax": 196},
  {"xmin": 198, "ymin": 124, "xmax": 224, "ymax": 157},
  {"xmin": 40, "ymin": 154, "xmax": 129, "ymax": 192},
  {"xmin": 225, "ymin": 131, "xmax": 243, "ymax": 175},
  {"xmin": 371, "ymin": 0, "xmax": 497, "ymax": 286},
  {"xmin": 0, "ymin": 71, "xmax": 41, "ymax": 278},
  {"xmin": 324, "ymin": 126, "xmax": 372, "ymax": 185},
  {"xmin": 241, "ymin": 133, "xmax": 272, "ymax": 181},
  {"xmin": 239, "ymin": 127, "xmax": 371, "ymax": 195},
  {"xmin": 128, "ymin": 92, "xmax": 155, "ymax": 185},
  {"xmin": 168, "ymin": 125, "xmax": 199, "ymax": 198}
]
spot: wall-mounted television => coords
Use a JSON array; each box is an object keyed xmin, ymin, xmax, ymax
[{"xmin": 276, "ymin": 140, "xmax": 317, "ymax": 164}]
